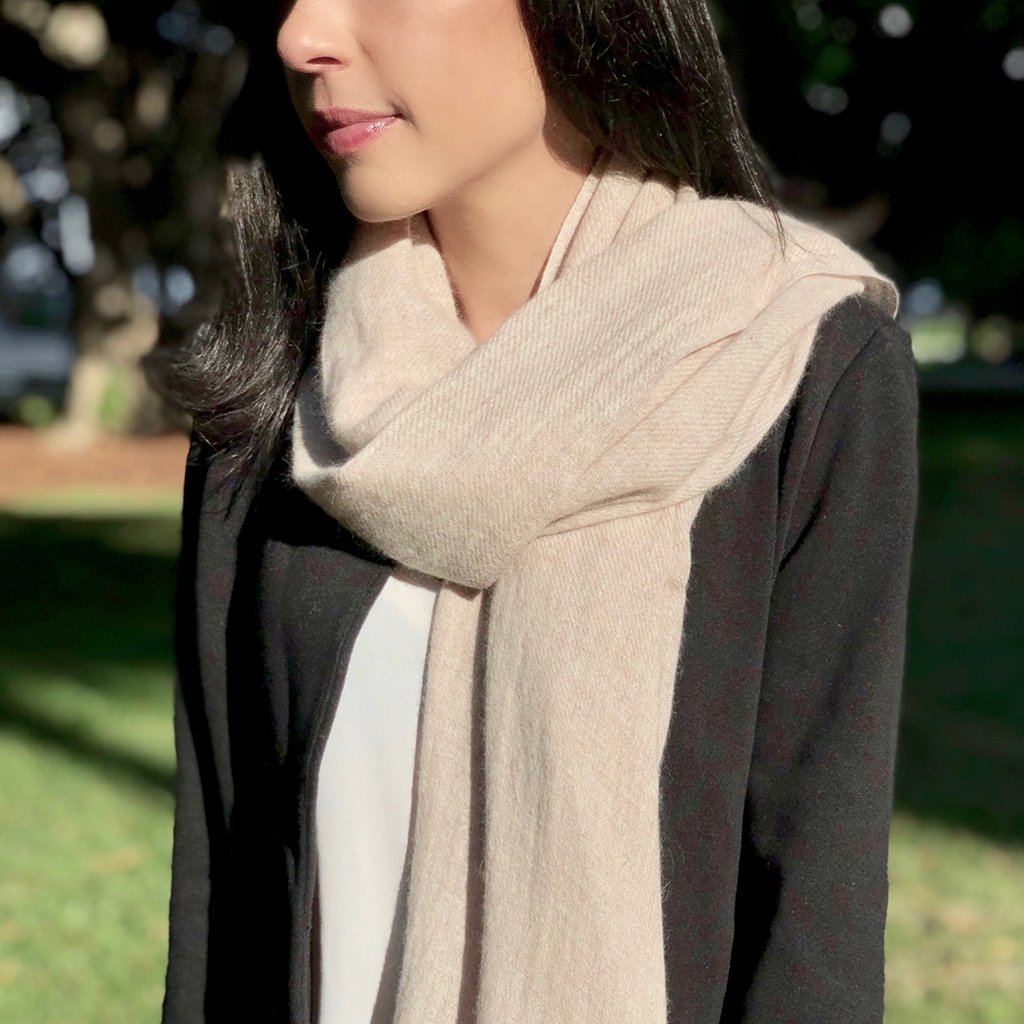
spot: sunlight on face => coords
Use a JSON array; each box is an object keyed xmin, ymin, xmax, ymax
[{"xmin": 276, "ymin": 0, "xmax": 550, "ymax": 222}]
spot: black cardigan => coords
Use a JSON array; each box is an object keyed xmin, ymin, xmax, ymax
[{"xmin": 160, "ymin": 291, "xmax": 920, "ymax": 1024}]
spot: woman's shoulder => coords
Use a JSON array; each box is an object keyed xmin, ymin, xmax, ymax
[
  {"xmin": 796, "ymin": 290, "xmax": 916, "ymax": 425},
  {"xmin": 179, "ymin": 424, "xmax": 264, "ymax": 530},
  {"xmin": 772, "ymin": 289, "xmax": 920, "ymax": 565}
]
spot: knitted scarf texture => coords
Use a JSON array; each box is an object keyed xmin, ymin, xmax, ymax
[{"xmin": 289, "ymin": 146, "xmax": 898, "ymax": 1023}]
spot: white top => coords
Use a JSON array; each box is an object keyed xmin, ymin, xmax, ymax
[{"xmin": 314, "ymin": 563, "xmax": 442, "ymax": 1024}]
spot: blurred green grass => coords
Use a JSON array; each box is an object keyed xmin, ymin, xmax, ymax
[
  {"xmin": 901, "ymin": 401, "xmax": 1024, "ymax": 845},
  {"xmin": 0, "ymin": 400, "xmax": 1023, "ymax": 1022},
  {"xmin": 0, "ymin": 493, "xmax": 181, "ymax": 1023}
]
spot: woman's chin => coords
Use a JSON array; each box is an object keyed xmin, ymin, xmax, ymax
[{"xmin": 333, "ymin": 167, "xmax": 430, "ymax": 226}]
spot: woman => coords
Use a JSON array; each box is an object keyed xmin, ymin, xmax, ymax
[{"xmin": 146, "ymin": 1, "xmax": 919, "ymax": 1023}]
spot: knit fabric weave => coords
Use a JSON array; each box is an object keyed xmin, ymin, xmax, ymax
[{"xmin": 289, "ymin": 146, "xmax": 898, "ymax": 1024}]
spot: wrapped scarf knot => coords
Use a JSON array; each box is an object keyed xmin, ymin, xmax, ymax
[{"xmin": 290, "ymin": 147, "xmax": 897, "ymax": 1023}]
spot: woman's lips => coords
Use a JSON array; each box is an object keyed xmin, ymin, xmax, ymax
[{"xmin": 310, "ymin": 113, "xmax": 401, "ymax": 156}]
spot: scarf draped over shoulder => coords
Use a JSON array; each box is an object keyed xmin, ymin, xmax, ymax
[{"xmin": 289, "ymin": 146, "xmax": 898, "ymax": 1024}]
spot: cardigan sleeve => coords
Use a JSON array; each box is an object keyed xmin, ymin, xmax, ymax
[
  {"xmin": 721, "ymin": 318, "xmax": 920, "ymax": 1023},
  {"xmin": 161, "ymin": 428, "xmax": 213, "ymax": 1024}
]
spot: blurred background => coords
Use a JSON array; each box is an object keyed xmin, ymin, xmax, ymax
[{"xmin": 0, "ymin": 1, "xmax": 1021, "ymax": 1021}]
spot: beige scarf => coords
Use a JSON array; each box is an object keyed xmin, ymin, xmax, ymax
[{"xmin": 289, "ymin": 146, "xmax": 898, "ymax": 1024}]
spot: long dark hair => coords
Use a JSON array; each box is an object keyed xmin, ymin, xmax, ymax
[{"xmin": 143, "ymin": 0, "xmax": 788, "ymax": 494}]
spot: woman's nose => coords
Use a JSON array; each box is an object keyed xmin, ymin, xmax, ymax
[{"xmin": 277, "ymin": 0, "xmax": 347, "ymax": 73}]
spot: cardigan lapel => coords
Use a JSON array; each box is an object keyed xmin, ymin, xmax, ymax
[{"xmin": 185, "ymin": 434, "xmax": 394, "ymax": 1020}]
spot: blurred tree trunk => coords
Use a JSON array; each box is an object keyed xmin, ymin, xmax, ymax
[{"xmin": 52, "ymin": 272, "xmax": 162, "ymax": 441}]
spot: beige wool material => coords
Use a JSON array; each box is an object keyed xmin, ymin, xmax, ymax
[{"xmin": 289, "ymin": 146, "xmax": 899, "ymax": 1024}]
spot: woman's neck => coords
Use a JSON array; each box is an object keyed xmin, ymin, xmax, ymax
[{"xmin": 425, "ymin": 137, "xmax": 599, "ymax": 345}]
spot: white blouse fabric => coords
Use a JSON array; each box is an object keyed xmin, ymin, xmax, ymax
[{"xmin": 314, "ymin": 563, "xmax": 442, "ymax": 1024}]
